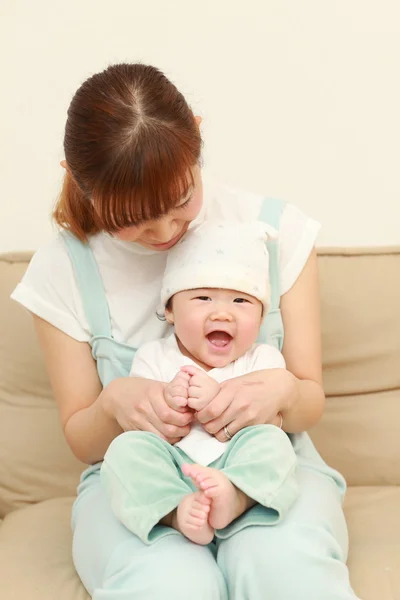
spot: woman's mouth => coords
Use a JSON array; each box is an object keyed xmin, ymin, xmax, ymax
[{"xmin": 148, "ymin": 226, "xmax": 188, "ymax": 250}]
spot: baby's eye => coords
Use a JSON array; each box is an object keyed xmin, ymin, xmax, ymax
[
  {"xmin": 196, "ymin": 296, "xmax": 211, "ymax": 301},
  {"xmin": 233, "ymin": 297, "xmax": 249, "ymax": 304}
]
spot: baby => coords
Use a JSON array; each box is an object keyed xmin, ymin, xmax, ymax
[{"xmin": 101, "ymin": 221, "xmax": 299, "ymax": 545}]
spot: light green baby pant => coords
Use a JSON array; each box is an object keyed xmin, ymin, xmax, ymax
[{"xmin": 101, "ymin": 424, "xmax": 299, "ymax": 544}]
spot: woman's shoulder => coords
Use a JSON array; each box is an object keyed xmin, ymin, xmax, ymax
[
  {"xmin": 11, "ymin": 233, "xmax": 91, "ymax": 341},
  {"xmin": 203, "ymin": 173, "xmax": 265, "ymax": 222},
  {"xmin": 204, "ymin": 173, "xmax": 316, "ymax": 230},
  {"xmin": 16, "ymin": 233, "xmax": 75, "ymax": 286},
  {"xmin": 278, "ymin": 203, "xmax": 320, "ymax": 295},
  {"xmin": 204, "ymin": 173, "xmax": 320, "ymax": 295}
]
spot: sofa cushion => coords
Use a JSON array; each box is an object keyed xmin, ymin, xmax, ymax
[
  {"xmin": 0, "ymin": 254, "xmax": 84, "ymax": 518},
  {"xmin": 344, "ymin": 486, "xmax": 400, "ymax": 599},
  {"xmin": 0, "ymin": 489, "xmax": 398, "ymax": 600},
  {"xmin": 309, "ymin": 388, "xmax": 400, "ymax": 486},
  {"xmin": 0, "ymin": 497, "xmax": 89, "ymax": 600}
]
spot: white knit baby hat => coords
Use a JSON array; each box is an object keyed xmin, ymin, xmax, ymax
[{"xmin": 161, "ymin": 220, "xmax": 278, "ymax": 314}]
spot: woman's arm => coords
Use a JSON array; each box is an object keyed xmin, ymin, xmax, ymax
[
  {"xmin": 33, "ymin": 315, "xmax": 122, "ymax": 463},
  {"xmin": 279, "ymin": 247, "xmax": 325, "ymax": 431},
  {"xmin": 33, "ymin": 316, "xmax": 192, "ymax": 464}
]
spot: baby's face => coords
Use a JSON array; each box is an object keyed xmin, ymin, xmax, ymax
[{"xmin": 167, "ymin": 288, "xmax": 263, "ymax": 370}]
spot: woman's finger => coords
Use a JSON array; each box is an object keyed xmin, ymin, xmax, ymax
[
  {"xmin": 148, "ymin": 405, "xmax": 191, "ymax": 441},
  {"xmin": 213, "ymin": 423, "xmax": 237, "ymax": 443},
  {"xmin": 196, "ymin": 385, "xmax": 233, "ymax": 424},
  {"xmin": 129, "ymin": 415, "xmax": 168, "ymax": 440},
  {"xmin": 133, "ymin": 414, "xmax": 188, "ymax": 446},
  {"xmin": 151, "ymin": 394, "xmax": 193, "ymax": 428},
  {"xmin": 205, "ymin": 402, "xmax": 281, "ymax": 438},
  {"xmin": 202, "ymin": 406, "xmax": 239, "ymax": 436}
]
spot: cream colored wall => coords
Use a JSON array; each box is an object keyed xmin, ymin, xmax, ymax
[{"xmin": 1, "ymin": 0, "xmax": 399, "ymax": 251}]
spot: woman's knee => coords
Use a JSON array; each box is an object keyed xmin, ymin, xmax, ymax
[
  {"xmin": 72, "ymin": 465, "xmax": 227, "ymax": 599},
  {"xmin": 218, "ymin": 525, "xmax": 355, "ymax": 600},
  {"xmin": 99, "ymin": 536, "xmax": 227, "ymax": 600}
]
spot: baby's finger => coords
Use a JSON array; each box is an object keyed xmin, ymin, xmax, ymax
[
  {"xmin": 188, "ymin": 385, "xmax": 201, "ymax": 399},
  {"xmin": 175, "ymin": 371, "xmax": 190, "ymax": 383},
  {"xmin": 180, "ymin": 365, "xmax": 202, "ymax": 376},
  {"xmin": 164, "ymin": 391, "xmax": 188, "ymax": 410},
  {"xmin": 169, "ymin": 384, "xmax": 188, "ymax": 398},
  {"xmin": 169, "ymin": 372, "xmax": 189, "ymax": 387}
]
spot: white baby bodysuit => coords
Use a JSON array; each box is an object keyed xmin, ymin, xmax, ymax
[{"xmin": 130, "ymin": 333, "xmax": 286, "ymax": 466}]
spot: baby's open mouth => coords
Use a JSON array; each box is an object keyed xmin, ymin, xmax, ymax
[{"xmin": 206, "ymin": 331, "xmax": 233, "ymax": 348}]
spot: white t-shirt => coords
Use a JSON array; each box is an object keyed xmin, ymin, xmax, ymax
[
  {"xmin": 130, "ymin": 333, "xmax": 286, "ymax": 465},
  {"xmin": 11, "ymin": 175, "xmax": 320, "ymax": 346}
]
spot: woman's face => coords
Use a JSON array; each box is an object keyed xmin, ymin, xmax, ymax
[{"xmin": 113, "ymin": 165, "xmax": 203, "ymax": 250}]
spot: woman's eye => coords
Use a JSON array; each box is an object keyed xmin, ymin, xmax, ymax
[
  {"xmin": 233, "ymin": 298, "xmax": 249, "ymax": 304},
  {"xmin": 177, "ymin": 195, "xmax": 193, "ymax": 210}
]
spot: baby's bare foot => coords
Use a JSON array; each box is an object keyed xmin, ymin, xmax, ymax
[
  {"xmin": 182, "ymin": 463, "xmax": 250, "ymax": 530},
  {"xmin": 174, "ymin": 491, "xmax": 214, "ymax": 545}
]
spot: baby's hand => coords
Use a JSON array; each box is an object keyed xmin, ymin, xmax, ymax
[
  {"xmin": 164, "ymin": 371, "xmax": 190, "ymax": 411},
  {"xmin": 180, "ymin": 365, "xmax": 221, "ymax": 411}
]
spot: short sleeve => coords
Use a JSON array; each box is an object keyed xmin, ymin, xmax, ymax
[
  {"xmin": 250, "ymin": 344, "xmax": 286, "ymax": 370},
  {"xmin": 278, "ymin": 203, "xmax": 321, "ymax": 295},
  {"xmin": 10, "ymin": 235, "xmax": 91, "ymax": 342}
]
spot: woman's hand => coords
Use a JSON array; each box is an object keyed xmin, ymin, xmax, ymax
[
  {"xmin": 196, "ymin": 368, "xmax": 298, "ymax": 442},
  {"xmin": 103, "ymin": 376, "xmax": 194, "ymax": 445}
]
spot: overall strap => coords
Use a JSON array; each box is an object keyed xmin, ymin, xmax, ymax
[
  {"xmin": 258, "ymin": 197, "xmax": 285, "ymax": 310},
  {"xmin": 60, "ymin": 231, "xmax": 112, "ymax": 338},
  {"xmin": 257, "ymin": 198, "xmax": 286, "ymax": 349}
]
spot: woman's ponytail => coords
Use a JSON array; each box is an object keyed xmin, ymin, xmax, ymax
[{"xmin": 53, "ymin": 172, "xmax": 96, "ymax": 242}]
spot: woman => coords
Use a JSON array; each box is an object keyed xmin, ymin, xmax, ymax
[{"xmin": 11, "ymin": 63, "xmax": 358, "ymax": 599}]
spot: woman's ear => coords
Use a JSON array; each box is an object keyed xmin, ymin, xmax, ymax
[{"xmin": 60, "ymin": 160, "xmax": 73, "ymax": 175}]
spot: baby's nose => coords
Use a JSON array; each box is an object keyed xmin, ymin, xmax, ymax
[{"xmin": 210, "ymin": 308, "xmax": 233, "ymax": 321}]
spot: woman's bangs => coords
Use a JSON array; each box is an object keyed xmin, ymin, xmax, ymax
[{"xmin": 91, "ymin": 130, "xmax": 198, "ymax": 232}]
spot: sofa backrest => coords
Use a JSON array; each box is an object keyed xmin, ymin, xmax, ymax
[
  {"xmin": 309, "ymin": 247, "xmax": 400, "ymax": 487},
  {"xmin": 0, "ymin": 253, "xmax": 84, "ymax": 518},
  {"xmin": 0, "ymin": 248, "xmax": 399, "ymax": 517}
]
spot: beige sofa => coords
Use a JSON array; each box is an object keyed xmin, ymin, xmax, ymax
[{"xmin": 0, "ymin": 247, "xmax": 399, "ymax": 600}]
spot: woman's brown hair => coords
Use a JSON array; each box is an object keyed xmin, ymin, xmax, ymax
[{"xmin": 54, "ymin": 63, "xmax": 202, "ymax": 240}]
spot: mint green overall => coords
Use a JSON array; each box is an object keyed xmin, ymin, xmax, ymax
[{"xmin": 66, "ymin": 199, "xmax": 359, "ymax": 599}]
